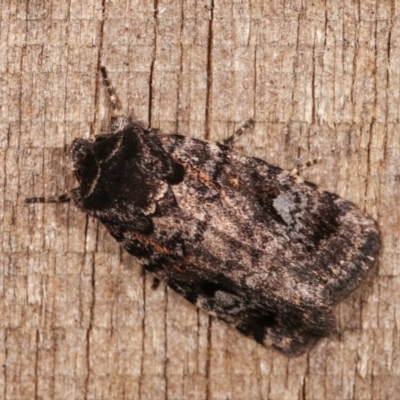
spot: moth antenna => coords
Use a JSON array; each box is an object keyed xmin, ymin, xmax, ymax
[
  {"xmin": 25, "ymin": 194, "xmax": 71, "ymax": 204},
  {"xmin": 100, "ymin": 66, "xmax": 122, "ymax": 117}
]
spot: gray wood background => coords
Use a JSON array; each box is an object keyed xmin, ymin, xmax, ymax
[{"xmin": 1, "ymin": 0, "xmax": 399, "ymax": 399}]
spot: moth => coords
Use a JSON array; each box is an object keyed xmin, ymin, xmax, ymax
[{"xmin": 27, "ymin": 67, "xmax": 380, "ymax": 356}]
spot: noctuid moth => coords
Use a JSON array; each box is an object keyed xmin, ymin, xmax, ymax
[{"xmin": 27, "ymin": 67, "xmax": 380, "ymax": 356}]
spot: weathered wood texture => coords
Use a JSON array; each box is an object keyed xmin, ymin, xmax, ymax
[{"xmin": 1, "ymin": 0, "xmax": 399, "ymax": 399}]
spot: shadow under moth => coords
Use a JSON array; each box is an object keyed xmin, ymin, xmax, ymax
[{"xmin": 27, "ymin": 67, "xmax": 380, "ymax": 356}]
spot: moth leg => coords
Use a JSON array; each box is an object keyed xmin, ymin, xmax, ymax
[
  {"xmin": 151, "ymin": 277, "xmax": 161, "ymax": 290},
  {"xmin": 222, "ymin": 119, "xmax": 254, "ymax": 148},
  {"xmin": 289, "ymin": 158, "xmax": 319, "ymax": 176}
]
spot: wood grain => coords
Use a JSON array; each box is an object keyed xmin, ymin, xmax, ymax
[{"xmin": 1, "ymin": 1, "xmax": 398, "ymax": 399}]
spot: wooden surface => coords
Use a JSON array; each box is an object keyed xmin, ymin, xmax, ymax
[{"xmin": 1, "ymin": 1, "xmax": 399, "ymax": 399}]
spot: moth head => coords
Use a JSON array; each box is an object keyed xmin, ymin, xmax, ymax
[
  {"xmin": 71, "ymin": 130, "xmax": 127, "ymax": 195},
  {"xmin": 71, "ymin": 139, "xmax": 92, "ymax": 182},
  {"xmin": 70, "ymin": 127, "xmax": 184, "ymax": 219},
  {"xmin": 70, "ymin": 138, "xmax": 100, "ymax": 195}
]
